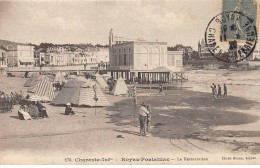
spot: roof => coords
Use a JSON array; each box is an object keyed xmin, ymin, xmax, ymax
[
  {"xmin": 0, "ymin": 45, "xmax": 7, "ymax": 51},
  {"xmin": 113, "ymin": 40, "xmax": 167, "ymax": 47}
]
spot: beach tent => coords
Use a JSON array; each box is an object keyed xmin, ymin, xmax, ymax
[
  {"xmin": 51, "ymin": 79, "xmax": 83, "ymax": 105},
  {"xmin": 61, "ymin": 72, "xmax": 67, "ymax": 77},
  {"xmin": 102, "ymin": 74, "xmax": 111, "ymax": 82},
  {"xmin": 67, "ymin": 75, "xmax": 78, "ymax": 80},
  {"xmin": 81, "ymin": 78, "xmax": 95, "ymax": 88},
  {"xmin": 51, "ymin": 87, "xmax": 80, "ymax": 105},
  {"xmin": 64, "ymin": 80, "xmax": 84, "ymax": 88},
  {"xmin": 29, "ymin": 79, "xmax": 55, "ymax": 102},
  {"xmin": 78, "ymin": 81, "xmax": 110, "ymax": 107},
  {"xmin": 51, "ymin": 79, "xmax": 110, "ymax": 107},
  {"xmin": 54, "ymin": 71, "xmax": 66, "ymax": 83},
  {"xmin": 24, "ymin": 73, "xmax": 40, "ymax": 87},
  {"xmin": 27, "ymin": 75, "xmax": 54, "ymax": 93},
  {"xmin": 95, "ymin": 74, "xmax": 108, "ymax": 88},
  {"xmin": 75, "ymin": 76, "xmax": 88, "ymax": 82},
  {"xmin": 111, "ymin": 77, "xmax": 128, "ymax": 95}
]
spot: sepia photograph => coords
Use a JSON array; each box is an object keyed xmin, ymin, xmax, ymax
[{"xmin": 0, "ymin": 0, "xmax": 259, "ymax": 165}]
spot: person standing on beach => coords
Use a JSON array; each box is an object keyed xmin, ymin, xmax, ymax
[
  {"xmin": 223, "ymin": 84, "xmax": 227, "ymax": 97},
  {"xmin": 146, "ymin": 105, "xmax": 152, "ymax": 134},
  {"xmin": 211, "ymin": 83, "xmax": 216, "ymax": 99},
  {"xmin": 159, "ymin": 84, "xmax": 165, "ymax": 96},
  {"xmin": 217, "ymin": 84, "xmax": 222, "ymax": 98},
  {"xmin": 139, "ymin": 102, "xmax": 150, "ymax": 137}
]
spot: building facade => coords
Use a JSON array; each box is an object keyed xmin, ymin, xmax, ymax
[
  {"xmin": 169, "ymin": 44, "xmax": 193, "ymax": 59},
  {"xmin": 0, "ymin": 46, "xmax": 7, "ymax": 67},
  {"xmin": 3, "ymin": 44, "xmax": 34, "ymax": 67},
  {"xmin": 47, "ymin": 46, "xmax": 70, "ymax": 53},
  {"xmin": 47, "ymin": 52, "xmax": 74, "ymax": 66},
  {"xmin": 16, "ymin": 45, "xmax": 35, "ymax": 66},
  {"xmin": 108, "ymin": 29, "xmax": 183, "ymax": 83},
  {"xmin": 167, "ymin": 51, "xmax": 183, "ymax": 70}
]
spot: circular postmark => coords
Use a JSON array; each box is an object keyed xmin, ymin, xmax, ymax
[{"xmin": 205, "ymin": 11, "xmax": 257, "ymax": 63}]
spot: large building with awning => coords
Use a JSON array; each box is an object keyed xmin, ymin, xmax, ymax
[
  {"xmin": 3, "ymin": 43, "xmax": 35, "ymax": 67},
  {"xmin": 107, "ymin": 29, "xmax": 184, "ymax": 83}
]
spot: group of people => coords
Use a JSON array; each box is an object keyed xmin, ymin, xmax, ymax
[
  {"xmin": 0, "ymin": 91, "xmax": 23, "ymax": 113},
  {"xmin": 18, "ymin": 96, "xmax": 49, "ymax": 120},
  {"xmin": 211, "ymin": 83, "xmax": 227, "ymax": 99}
]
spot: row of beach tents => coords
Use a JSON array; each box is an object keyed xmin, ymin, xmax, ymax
[
  {"xmin": 51, "ymin": 79, "xmax": 110, "ymax": 106},
  {"xmin": 23, "ymin": 72, "xmax": 129, "ymax": 107}
]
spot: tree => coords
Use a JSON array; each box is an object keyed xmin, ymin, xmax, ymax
[{"xmin": 190, "ymin": 51, "xmax": 200, "ymax": 60}]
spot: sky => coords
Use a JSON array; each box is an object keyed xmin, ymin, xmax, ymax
[{"xmin": 0, "ymin": 0, "xmax": 258, "ymax": 50}]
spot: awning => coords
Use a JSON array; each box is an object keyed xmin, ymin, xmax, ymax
[{"xmin": 19, "ymin": 57, "xmax": 34, "ymax": 63}]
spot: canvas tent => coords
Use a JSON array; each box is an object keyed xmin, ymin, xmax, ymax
[
  {"xmin": 102, "ymin": 74, "xmax": 111, "ymax": 82},
  {"xmin": 54, "ymin": 71, "xmax": 66, "ymax": 83},
  {"xmin": 51, "ymin": 87, "xmax": 80, "ymax": 105},
  {"xmin": 75, "ymin": 76, "xmax": 88, "ymax": 82},
  {"xmin": 67, "ymin": 75, "xmax": 78, "ymax": 80},
  {"xmin": 27, "ymin": 75, "xmax": 54, "ymax": 93},
  {"xmin": 95, "ymin": 74, "xmax": 108, "ymax": 88},
  {"xmin": 51, "ymin": 79, "xmax": 83, "ymax": 106},
  {"xmin": 24, "ymin": 73, "xmax": 40, "ymax": 87},
  {"xmin": 29, "ymin": 79, "xmax": 55, "ymax": 102},
  {"xmin": 64, "ymin": 80, "xmax": 84, "ymax": 88},
  {"xmin": 111, "ymin": 77, "xmax": 128, "ymax": 95},
  {"xmin": 51, "ymin": 79, "xmax": 110, "ymax": 107},
  {"xmin": 79, "ymin": 82, "xmax": 110, "ymax": 107}
]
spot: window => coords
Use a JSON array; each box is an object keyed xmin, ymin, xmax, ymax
[
  {"xmin": 124, "ymin": 54, "xmax": 127, "ymax": 66},
  {"xmin": 119, "ymin": 49, "xmax": 121, "ymax": 54},
  {"xmin": 124, "ymin": 48, "xmax": 126, "ymax": 53},
  {"xmin": 129, "ymin": 47, "xmax": 132, "ymax": 53},
  {"xmin": 129, "ymin": 54, "xmax": 132, "ymax": 65}
]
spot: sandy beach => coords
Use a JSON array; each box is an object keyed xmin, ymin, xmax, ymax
[{"xmin": 0, "ymin": 69, "xmax": 260, "ymax": 164}]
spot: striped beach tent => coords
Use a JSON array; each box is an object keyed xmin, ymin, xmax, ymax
[
  {"xmin": 79, "ymin": 82, "xmax": 110, "ymax": 107},
  {"xmin": 111, "ymin": 77, "xmax": 128, "ymax": 95},
  {"xmin": 24, "ymin": 73, "xmax": 40, "ymax": 87},
  {"xmin": 27, "ymin": 75, "xmax": 54, "ymax": 93},
  {"xmin": 31, "ymin": 79, "xmax": 55, "ymax": 102},
  {"xmin": 51, "ymin": 79, "xmax": 110, "ymax": 107}
]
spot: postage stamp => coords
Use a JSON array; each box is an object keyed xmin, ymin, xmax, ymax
[{"xmin": 205, "ymin": 0, "xmax": 258, "ymax": 63}]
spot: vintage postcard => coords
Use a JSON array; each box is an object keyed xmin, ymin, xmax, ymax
[{"xmin": 0, "ymin": 0, "xmax": 260, "ymax": 165}]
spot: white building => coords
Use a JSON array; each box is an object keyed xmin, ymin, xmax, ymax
[
  {"xmin": 108, "ymin": 28, "xmax": 183, "ymax": 82},
  {"xmin": 17, "ymin": 45, "xmax": 35, "ymax": 66}
]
